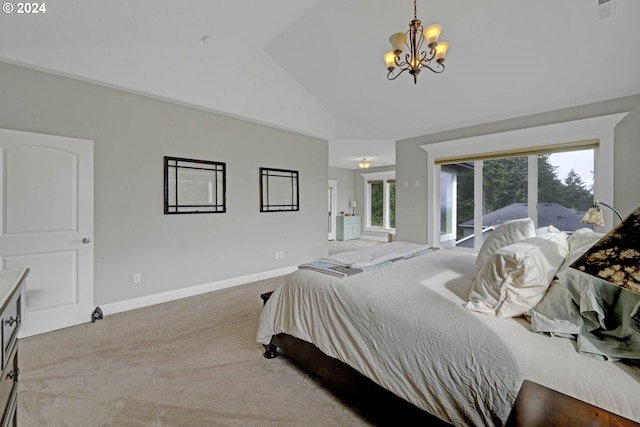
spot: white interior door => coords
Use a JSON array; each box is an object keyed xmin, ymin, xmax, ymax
[{"xmin": 0, "ymin": 128, "xmax": 94, "ymax": 337}]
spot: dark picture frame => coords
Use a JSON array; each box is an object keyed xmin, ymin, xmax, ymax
[
  {"xmin": 164, "ymin": 156, "xmax": 226, "ymax": 214},
  {"xmin": 259, "ymin": 167, "xmax": 299, "ymax": 212}
]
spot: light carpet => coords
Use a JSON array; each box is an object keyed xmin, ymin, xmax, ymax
[{"xmin": 17, "ymin": 275, "xmax": 441, "ymax": 426}]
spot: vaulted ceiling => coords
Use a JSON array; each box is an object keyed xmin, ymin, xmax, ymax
[{"xmin": 1, "ymin": 0, "xmax": 639, "ymax": 169}]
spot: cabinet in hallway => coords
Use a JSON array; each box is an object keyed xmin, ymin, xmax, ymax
[{"xmin": 336, "ymin": 216, "xmax": 361, "ymax": 241}]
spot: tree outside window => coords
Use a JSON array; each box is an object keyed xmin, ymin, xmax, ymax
[
  {"xmin": 442, "ymin": 149, "xmax": 595, "ymax": 247},
  {"xmin": 363, "ymin": 172, "xmax": 395, "ymax": 230},
  {"xmin": 370, "ymin": 181, "xmax": 384, "ymax": 227}
]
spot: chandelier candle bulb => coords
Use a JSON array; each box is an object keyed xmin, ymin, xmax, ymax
[
  {"xmin": 424, "ymin": 24, "xmax": 442, "ymax": 46},
  {"xmin": 389, "ymin": 33, "xmax": 406, "ymax": 53},
  {"xmin": 384, "ymin": 51, "xmax": 396, "ymax": 70},
  {"xmin": 435, "ymin": 42, "xmax": 449, "ymax": 62}
]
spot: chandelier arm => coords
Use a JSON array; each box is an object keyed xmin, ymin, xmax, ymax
[
  {"xmin": 404, "ymin": 52, "xmax": 413, "ymax": 67},
  {"xmin": 423, "ymin": 46, "xmax": 436, "ymax": 59},
  {"xmin": 394, "ymin": 53, "xmax": 408, "ymax": 68},
  {"xmin": 417, "ymin": 50, "xmax": 431, "ymax": 67},
  {"xmin": 387, "ymin": 67, "xmax": 409, "ymax": 81},
  {"xmin": 424, "ymin": 63, "xmax": 446, "ymax": 73}
]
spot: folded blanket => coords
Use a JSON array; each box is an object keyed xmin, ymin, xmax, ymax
[
  {"xmin": 299, "ymin": 242, "xmax": 436, "ymax": 277},
  {"xmin": 319, "ymin": 241, "xmax": 433, "ymax": 269},
  {"xmin": 296, "ymin": 261, "xmax": 362, "ymax": 278}
]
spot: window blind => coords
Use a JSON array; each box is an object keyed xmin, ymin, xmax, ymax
[{"xmin": 435, "ymin": 139, "xmax": 599, "ymax": 165}]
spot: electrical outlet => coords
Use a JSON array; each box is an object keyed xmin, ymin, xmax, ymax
[
  {"xmin": 279, "ymin": 251, "xmax": 284, "ymax": 259},
  {"xmin": 274, "ymin": 251, "xmax": 280, "ymax": 260},
  {"xmin": 133, "ymin": 273, "xmax": 142, "ymax": 284}
]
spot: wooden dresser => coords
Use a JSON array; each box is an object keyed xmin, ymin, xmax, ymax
[{"xmin": 0, "ymin": 268, "xmax": 28, "ymax": 427}]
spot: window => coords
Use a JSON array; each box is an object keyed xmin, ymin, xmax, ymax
[
  {"xmin": 440, "ymin": 149, "xmax": 594, "ymax": 248},
  {"xmin": 422, "ymin": 113, "xmax": 628, "ymax": 249},
  {"xmin": 362, "ymin": 171, "xmax": 395, "ymax": 230}
]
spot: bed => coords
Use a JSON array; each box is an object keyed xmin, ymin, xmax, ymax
[{"xmin": 256, "ymin": 224, "xmax": 640, "ymax": 426}]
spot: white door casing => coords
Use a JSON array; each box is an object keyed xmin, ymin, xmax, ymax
[
  {"xmin": 328, "ymin": 180, "xmax": 337, "ymax": 240},
  {"xmin": 0, "ymin": 128, "xmax": 94, "ymax": 337}
]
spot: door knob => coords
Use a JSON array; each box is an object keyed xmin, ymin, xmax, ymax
[{"xmin": 82, "ymin": 237, "xmax": 91, "ymax": 244}]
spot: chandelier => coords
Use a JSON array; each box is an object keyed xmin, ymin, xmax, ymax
[{"xmin": 384, "ymin": 0, "xmax": 450, "ymax": 84}]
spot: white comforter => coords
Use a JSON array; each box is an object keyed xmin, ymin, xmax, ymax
[
  {"xmin": 318, "ymin": 241, "xmax": 432, "ymax": 268},
  {"xmin": 256, "ymin": 249, "xmax": 640, "ymax": 426}
]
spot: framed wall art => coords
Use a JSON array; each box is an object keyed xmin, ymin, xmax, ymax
[
  {"xmin": 259, "ymin": 167, "xmax": 299, "ymax": 212},
  {"xmin": 164, "ymin": 156, "xmax": 226, "ymax": 214}
]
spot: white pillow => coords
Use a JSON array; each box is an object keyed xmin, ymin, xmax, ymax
[
  {"xmin": 466, "ymin": 232, "xmax": 569, "ymax": 318},
  {"xmin": 567, "ymin": 228, "xmax": 605, "ymax": 254},
  {"xmin": 475, "ymin": 218, "xmax": 536, "ymax": 274},
  {"xmin": 535, "ymin": 224, "xmax": 560, "ymax": 236}
]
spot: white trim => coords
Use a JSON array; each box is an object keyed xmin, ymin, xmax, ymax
[
  {"xmin": 328, "ymin": 180, "xmax": 338, "ymax": 240},
  {"xmin": 361, "ymin": 171, "xmax": 396, "ymax": 180},
  {"xmin": 439, "ymin": 167, "xmax": 457, "ymax": 243},
  {"xmin": 527, "ymin": 156, "xmax": 538, "ymax": 227},
  {"xmin": 364, "ymin": 227, "xmax": 395, "ymax": 233},
  {"xmin": 473, "ymin": 161, "xmax": 483, "ymax": 250},
  {"xmin": 421, "ymin": 113, "xmax": 627, "ymax": 160},
  {"xmin": 360, "ymin": 235, "xmax": 389, "ymax": 243},
  {"xmin": 421, "ymin": 113, "xmax": 628, "ymax": 247},
  {"xmin": 100, "ymin": 266, "xmax": 297, "ymax": 316}
]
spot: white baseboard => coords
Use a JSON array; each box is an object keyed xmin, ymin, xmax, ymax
[
  {"xmin": 100, "ymin": 265, "xmax": 297, "ymax": 316},
  {"xmin": 360, "ymin": 235, "xmax": 390, "ymax": 243}
]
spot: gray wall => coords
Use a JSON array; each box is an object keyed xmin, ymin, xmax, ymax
[
  {"xmin": 0, "ymin": 61, "xmax": 328, "ymax": 305},
  {"xmin": 328, "ymin": 167, "xmax": 356, "ymax": 215},
  {"xmin": 396, "ymin": 95, "xmax": 640, "ymax": 244}
]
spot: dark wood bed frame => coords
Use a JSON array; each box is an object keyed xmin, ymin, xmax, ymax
[
  {"xmin": 260, "ymin": 292, "xmax": 640, "ymax": 427},
  {"xmin": 261, "ymin": 292, "xmax": 383, "ymax": 395},
  {"xmin": 263, "ymin": 333, "xmax": 449, "ymax": 425},
  {"xmin": 260, "ymin": 292, "xmax": 449, "ymax": 425}
]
